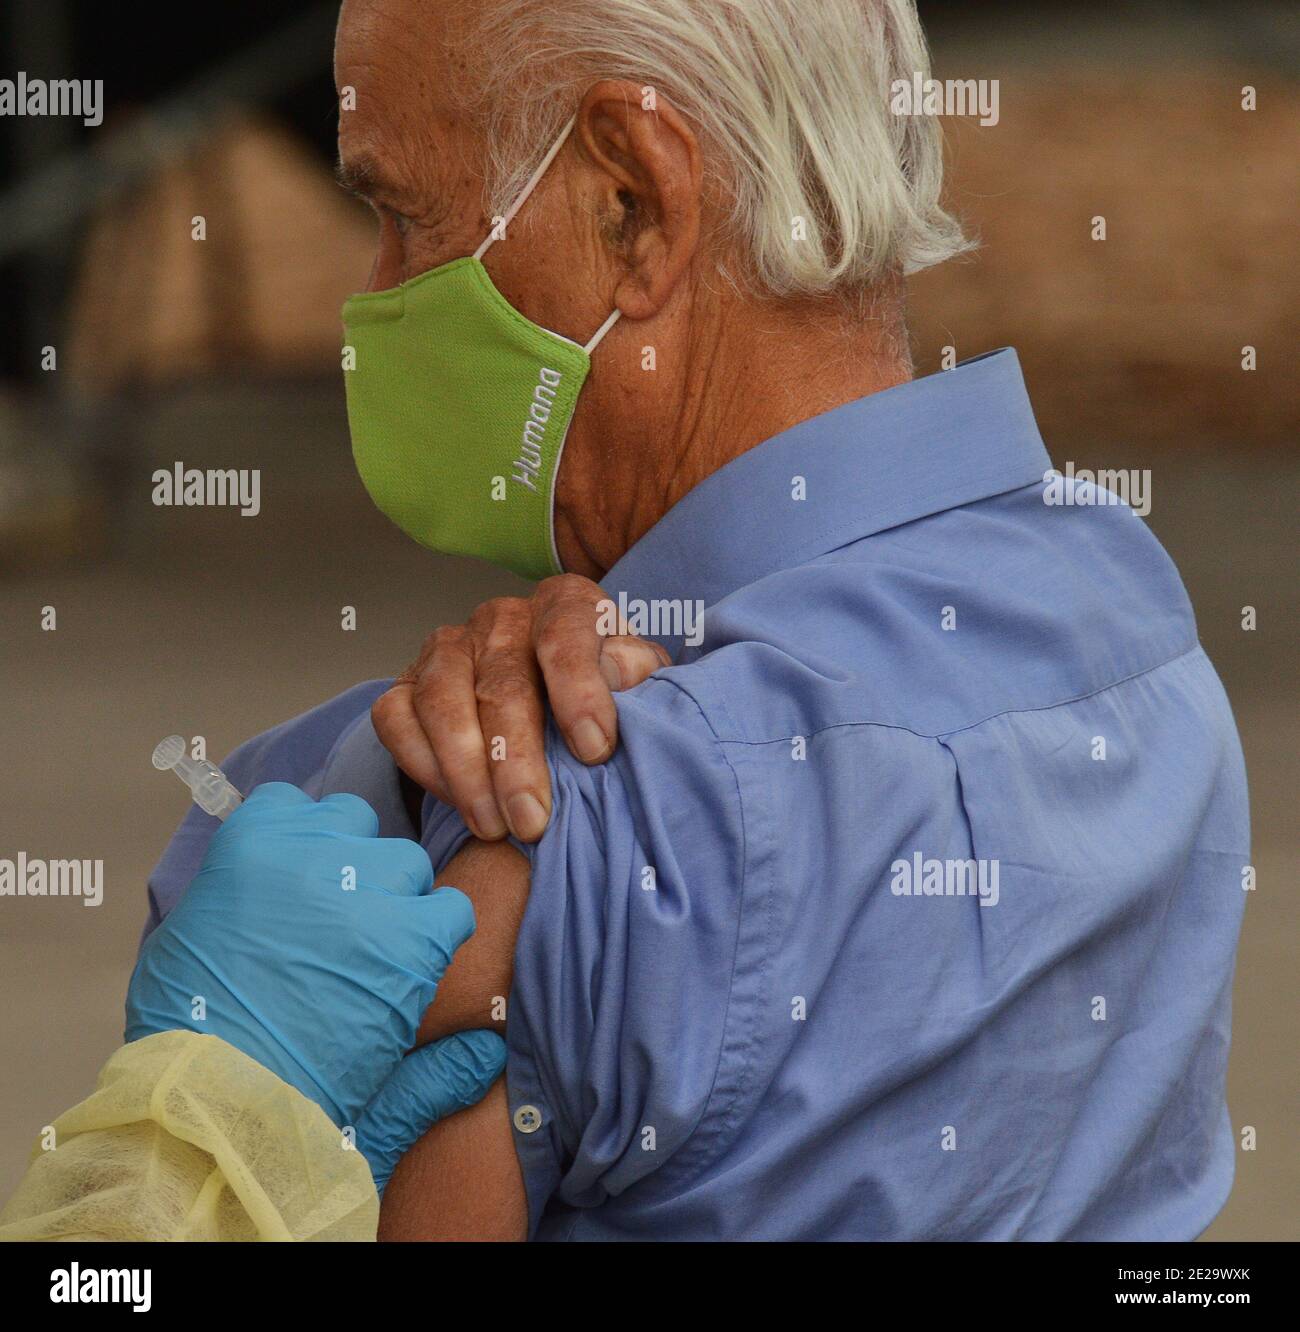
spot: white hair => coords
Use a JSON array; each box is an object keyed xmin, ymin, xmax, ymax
[{"xmin": 452, "ymin": 0, "xmax": 971, "ymax": 305}]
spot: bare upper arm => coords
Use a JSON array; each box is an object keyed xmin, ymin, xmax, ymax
[
  {"xmin": 377, "ymin": 1078, "xmax": 528, "ymax": 1241},
  {"xmin": 382, "ymin": 837, "xmax": 531, "ymax": 1241},
  {"xmin": 416, "ymin": 837, "xmax": 531, "ymax": 1043}
]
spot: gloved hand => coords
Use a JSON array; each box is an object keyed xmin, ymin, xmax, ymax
[
  {"xmin": 355, "ymin": 1031, "xmax": 507, "ymax": 1196},
  {"xmin": 127, "ymin": 782, "xmax": 502, "ymax": 1139}
]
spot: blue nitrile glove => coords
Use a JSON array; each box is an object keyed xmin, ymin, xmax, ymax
[
  {"xmin": 126, "ymin": 782, "xmax": 502, "ymax": 1137},
  {"xmin": 356, "ymin": 1030, "xmax": 507, "ymax": 1196}
]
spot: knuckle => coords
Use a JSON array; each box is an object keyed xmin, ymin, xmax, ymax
[
  {"xmin": 468, "ymin": 596, "xmax": 527, "ymax": 635},
  {"xmin": 481, "ymin": 604, "xmax": 533, "ymax": 652},
  {"xmin": 429, "ymin": 624, "xmax": 466, "ymax": 654},
  {"xmin": 370, "ymin": 685, "xmax": 405, "ymax": 730},
  {"xmin": 465, "ymin": 601, "xmax": 496, "ymax": 634},
  {"xmin": 475, "ymin": 659, "xmax": 538, "ymax": 711},
  {"xmin": 410, "ymin": 629, "xmax": 447, "ymax": 671},
  {"xmin": 540, "ymin": 572, "xmax": 596, "ymax": 603}
]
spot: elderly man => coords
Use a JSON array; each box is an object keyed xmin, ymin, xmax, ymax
[{"xmin": 144, "ymin": 0, "xmax": 1249, "ymax": 1241}]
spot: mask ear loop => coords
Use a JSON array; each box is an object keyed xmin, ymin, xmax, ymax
[
  {"xmin": 474, "ymin": 114, "xmax": 578, "ymax": 262},
  {"xmin": 584, "ymin": 308, "xmax": 622, "ymax": 352},
  {"xmin": 475, "ymin": 113, "xmax": 625, "ymax": 577},
  {"xmin": 474, "ymin": 113, "xmax": 623, "ymax": 355}
]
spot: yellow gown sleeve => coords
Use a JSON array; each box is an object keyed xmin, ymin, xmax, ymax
[{"xmin": 0, "ymin": 1031, "xmax": 378, "ymax": 1241}]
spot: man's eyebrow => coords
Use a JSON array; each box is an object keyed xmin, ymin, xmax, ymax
[{"xmin": 335, "ymin": 153, "xmax": 398, "ymax": 202}]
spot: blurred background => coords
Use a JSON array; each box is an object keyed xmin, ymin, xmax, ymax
[{"xmin": 0, "ymin": 0, "xmax": 1295, "ymax": 1237}]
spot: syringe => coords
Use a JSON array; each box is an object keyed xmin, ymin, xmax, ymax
[{"xmin": 152, "ymin": 735, "xmax": 243, "ymax": 820}]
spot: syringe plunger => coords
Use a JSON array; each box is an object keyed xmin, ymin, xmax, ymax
[{"xmin": 152, "ymin": 735, "xmax": 243, "ymax": 820}]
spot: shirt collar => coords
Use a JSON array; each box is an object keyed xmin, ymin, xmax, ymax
[{"xmin": 601, "ymin": 348, "xmax": 1050, "ymax": 648}]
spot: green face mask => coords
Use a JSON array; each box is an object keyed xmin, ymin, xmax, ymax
[{"xmin": 342, "ymin": 116, "xmax": 620, "ymax": 581}]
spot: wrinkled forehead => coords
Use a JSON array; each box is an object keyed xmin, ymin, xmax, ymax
[
  {"xmin": 334, "ymin": 0, "xmax": 476, "ymax": 189},
  {"xmin": 335, "ymin": 0, "xmax": 446, "ymax": 106}
]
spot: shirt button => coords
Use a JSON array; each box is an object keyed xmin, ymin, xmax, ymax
[{"xmin": 513, "ymin": 1104, "xmax": 543, "ymax": 1134}]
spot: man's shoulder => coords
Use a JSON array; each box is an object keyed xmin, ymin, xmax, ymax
[
  {"xmin": 657, "ymin": 482, "xmax": 1203, "ymax": 744},
  {"xmin": 218, "ymin": 678, "xmax": 394, "ymax": 792}
]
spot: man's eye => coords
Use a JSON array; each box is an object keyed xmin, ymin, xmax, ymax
[{"xmin": 389, "ymin": 210, "xmax": 414, "ymax": 238}]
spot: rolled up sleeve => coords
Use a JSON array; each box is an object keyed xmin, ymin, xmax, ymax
[{"xmin": 428, "ymin": 677, "xmax": 748, "ymax": 1237}]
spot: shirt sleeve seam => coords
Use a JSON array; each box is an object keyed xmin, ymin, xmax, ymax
[{"xmin": 697, "ymin": 639, "xmax": 1203, "ymax": 747}]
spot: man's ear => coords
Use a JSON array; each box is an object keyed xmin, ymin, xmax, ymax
[{"xmin": 575, "ymin": 80, "xmax": 702, "ymax": 321}]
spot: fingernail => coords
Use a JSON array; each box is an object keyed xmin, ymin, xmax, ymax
[
  {"xmin": 599, "ymin": 654, "xmax": 622, "ymax": 691},
  {"xmin": 507, "ymin": 792, "xmax": 549, "ymax": 841},
  {"xmin": 571, "ymin": 717, "xmax": 610, "ymax": 763},
  {"xmin": 470, "ymin": 797, "xmax": 507, "ymax": 840}
]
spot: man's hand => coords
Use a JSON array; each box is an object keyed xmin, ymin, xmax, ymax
[{"xmin": 373, "ymin": 573, "xmax": 670, "ymax": 842}]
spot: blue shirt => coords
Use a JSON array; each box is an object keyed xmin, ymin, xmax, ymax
[{"xmin": 145, "ymin": 349, "xmax": 1249, "ymax": 1240}]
